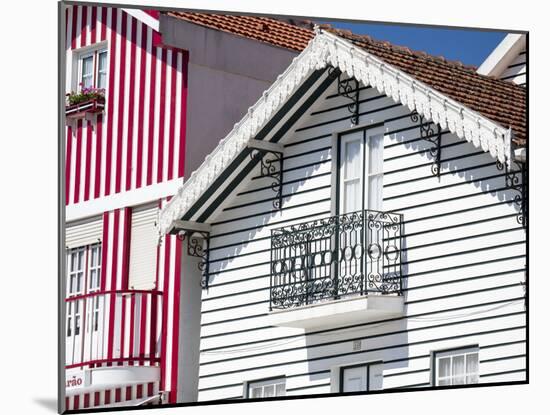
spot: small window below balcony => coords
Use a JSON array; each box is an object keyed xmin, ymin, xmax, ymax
[
  {"xmin": 433, "ymin": 346, "xmax": 479, "ymax": 386},
  {"xmin": 245, "ymin": 377, "xmax": 286, "ymax": 398}
]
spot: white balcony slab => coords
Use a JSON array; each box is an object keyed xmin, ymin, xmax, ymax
[
  {"xmin": 267, "ymin": 294, "xmax": 404, "ymax": 330},
  {"xmin": 65, "ymin": 366, "xmax": 160, "ymax": 396}
]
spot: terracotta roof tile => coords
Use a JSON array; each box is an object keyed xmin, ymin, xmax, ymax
[{"xmin": 165, "ymin": 11, "xmax": 526, "ymax": 146}]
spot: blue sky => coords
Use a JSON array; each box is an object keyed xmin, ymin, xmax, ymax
[{"xmin": 324, "ymin": 21, "xmax": 508, "ymax": 67}]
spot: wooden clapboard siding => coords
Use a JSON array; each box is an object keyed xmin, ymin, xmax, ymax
[{"xmin": 196, "ymin": 77, "xmax": 526, "ymax": 400}]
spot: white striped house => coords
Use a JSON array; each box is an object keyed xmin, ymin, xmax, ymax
[{"xmin": 158, "ymin": 28, "xmax": 527, "ymax": 402}]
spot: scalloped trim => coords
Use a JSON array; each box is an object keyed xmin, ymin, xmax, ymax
[{"xmin": 159, "ymin": 30, "xmax": 513, "ymax": 235}]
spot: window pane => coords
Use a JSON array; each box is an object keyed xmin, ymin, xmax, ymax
[
  {"xmin": 75, "ymin": 315, "xmax": 81, "ymax": 335},
  {"xmin": 98, "ymin": 52, "xmax": 107, "ymax": 71},
  {"xmin": 452, "ymin": 355, "xmax": 465, "ymax": 376},
  {"xmin": 344, "ymin": 140, "xmax": 362, "ymax": 179},
  {"xmin": 438, "ymin": 357, "xmax": 451, "ymax": 378},
  {"xmin": 275, "ymin": 383, "xmax": 286, "ymax": 396},
  {"xmin": 250, "ymin": 387, "xmax": 262, "ymax": 398},
  {"xmin": 439, "ymin": 378, "xmax": 450, "ymax": 386},
  {"xmin": 367, "ymin": 174, "xmax": 383, "ymax": 210},
  {"xmin": 368, "ymin": 135, "xmax": 383, "ymax": 175},
  {"xmin": 466, "ymin": 353, "xmax": 479, "ymax": 384},
  {"xmin": 263, "ymin": 385, "xmax": 275, "ymax": 397},
  {"xmin": 67, "ymin": 317, "xmax": 72, "ymax": 337},
  {"xmin": 344, "ymin": 180, "xmax": 361, "ymax": 213}
]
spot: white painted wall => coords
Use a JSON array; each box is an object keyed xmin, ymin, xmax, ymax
[{"xmin": 196, "ymin": 77, "xmax": 526, "ymax": 400}]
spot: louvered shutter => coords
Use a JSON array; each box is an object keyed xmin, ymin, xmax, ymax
[
  {"xmin": 66, "ymin": 216, "xmax": 103, "ymax": 248},
  {"xmin": 128, "ymin": 204, "xmax": 159, "ymax": 290}
]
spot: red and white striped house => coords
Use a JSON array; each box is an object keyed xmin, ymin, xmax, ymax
[{"xmin": 62, "ymin": 5, "xmax": 304, "ymax": 411}]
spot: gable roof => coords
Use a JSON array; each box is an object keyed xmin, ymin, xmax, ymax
[
  {"xmin": 165, "ymin": 11, "xmax": 313, "ymax": 51},
  {"xmin": 165, "ymin": 12, "xmax": 525, "ymax": 147},
  {"xmin": 158, "ymin": 28, "xmax": 525, "ymax": 235}
]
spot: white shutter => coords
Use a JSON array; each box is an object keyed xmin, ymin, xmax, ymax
[
  {"xmin": 66, "ymin": 216, "xmax": 103, "ymax": 248},
  {"xmin": 128, "ymin": 204, "xmax": 159, "ymax": 290}
]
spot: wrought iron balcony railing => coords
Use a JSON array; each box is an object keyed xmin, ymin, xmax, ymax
[{"xmin": 270, "ymin": 210, "xmax": 403, "ymax": 310}]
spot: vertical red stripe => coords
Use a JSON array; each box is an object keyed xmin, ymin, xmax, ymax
[
  {"xmin": 119, "ymin": 295, "xmax": 127, "ymax": 365},
  {"xmin": 178, "ymin": 51, "xmax": 189, "ymax": 177},
  {"xmin": 129, "ymin": 294, "xmax": 136, "ymax": 363},
  {"xmin": 90, "ymin": 7, "xmax": 97, "ymax": 44},
  {"xmin": 115, "ymin": 388, "xmax": 122, "ymax": 403},
  {"xmin": 100, "ymin": 7, "xmax": 107, "ymax": 41},
  {"xmin": 104, "ymin": 390, "xmax": 111, "ymax": 405},
  {"xmin": 73, "ymin": 395, "xmax": 80, "ymax": 410},
  {"xmin": 149, "ymin": 294, "xmax": 158, "ymax": 360},
  {"xmin": 159, "ymin": 235, "xmax": 170, "ymax": 392},
  {"xmin": 100, "ymin": 211, "xmax": 109, "ymax": 291},
  {"xmin": 147, "ymin": 382, "xmax": 154, "ymax": 397},
  {"xmin": 65, "ymin": 397, "xmax": 69, "ymax": 411},
  {"xmin": 125, "ymin": 386, "xmax": 132, "ymax": 401},
  {"xmin": 71, "ymin": 6, "xmax": 77, "ymax": 49},
  {"xmin": 169, "ymin": 236, "xmax": 182, "ymax": 403},
  {"xmin": 65, "ymin": 128, "xmax": 72, "ymax": 205},
  {"xmin": 107, "ymin": 210, "xmax": 120, "ymax": 359},
  {"xmin": 73, "ymin": 120, "xmax": 82, "ymax": 204},
  {"xmin": 104, "ymin": 8, "xmax": 117, "ymax": 196},
  {"xmin": 121, "ymin": 207, "xmax": 132, "ymax": 289},
  {"xmin": 80, "ymin": 6, "xmax": 87, "ymax": 47},
  {"xmin": 136, "ymin": 384, "xmax": 143, "ymax": 399},
  {"xmin": 146, "ymin": 41, "xmax": 157, "ymax": 186},
  {"xmin": 167, "ymin": 51, "xmax": 177, "ymax": 180},
  {"xmin": 94, "ymin": 391, "xmax": 100, "ymax": 407},
  {"xmin": 126, "ymin": 18, "xmax": 137, "ymax": 191},
  {"xmin": 114, "ymin": 12, "xmax": 128, "ymax": 194},
  {"xmin": 115, "ymin": 11, "xmax": 128, "ymax": 194},
  {"xmin": 83, "ymin": 393, "xmax": 90, "ymax": 408},
  {"xmin": 156, "ymin": 48, "xmax": 167, "ymax": 184},
  {"xmin": 139, "ymin": 294, "xmax": 148, "ymax": 363},
  {"xmin": 84, "ymin": 120, "xmax": 93, "ymax": 201},
  {"xmin": 136, "ymin": 23, "xmax": 147, "ymax": 189},
  {"xmin": 94, "ymin": 114, "xmax": 103, "ymax": 199}
]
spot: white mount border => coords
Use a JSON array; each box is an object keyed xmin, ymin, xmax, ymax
[{"xmin": 158, "ymin": 29, "xmax": 515, "ymax": 235}]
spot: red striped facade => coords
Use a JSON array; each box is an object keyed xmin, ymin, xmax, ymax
[
  {"xmin": 64, "ymin": 5, "xmax": 187, "ymax": 409},
  {"xmin": 65, "ymin": 5, "xmax": 188, "ymax": 205}
]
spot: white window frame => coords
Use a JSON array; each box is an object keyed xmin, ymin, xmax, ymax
[
  {"xmin": 65, "ymin": 243, "xmax": 103, "ymax": 338},
  {"xmin": 245, "ymin": 377, "xmax": 286, "ymax": 398},
  {"xmin": 72, "ymin": 42, "xmax": 108, "ymax": 92},
  {"xmin": 433, "ymin": 346, "xmax": 480, "ymax": 386},
  {"xmin": 336, "ymin": 126, "xmax": 385, "ymax": 215}
]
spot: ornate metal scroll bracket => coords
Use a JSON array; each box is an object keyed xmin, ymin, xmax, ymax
[
  {"xmin": 328, "ymin": 66, "xmax": 360, "ymax": 125},
  {"xmin": 410, "ymin": 111, "xmax": 442, "ymax": 178},
  {"xmin": 171, "ymin": 220, "xmax": 211, "ymax": 288},
  {"xmin": 248, "ymin": 140, "xmax": 285, "ymax": 210},
  {"xmin": 496, "ymin": 158, "xmax": 527, "ymax": 228}
]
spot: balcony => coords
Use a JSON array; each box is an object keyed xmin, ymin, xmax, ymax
[
  {"xmin": 65, "ymin": 97, "xmax": 105, "ymax": 120},
  {"xmin": 65, "ymin": 290, "xmax": 162, "ymax": 370},
  {"xmin": 268, "ymin": 210, "xmax": 404, "ymax": 329}
]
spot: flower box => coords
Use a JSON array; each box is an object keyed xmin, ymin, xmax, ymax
[{"xmin": 65, "ymin": 87, "xmax": 105, "ymax": 120}]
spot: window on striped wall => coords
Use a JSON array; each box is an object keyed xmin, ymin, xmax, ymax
[
  {"xmin": 433, "ymin": 346, "xmax": 479, "ymax": 386},
  {"xmin": 74, "ymin": 43, "xmax": 108, "ymax": 91},
  {"xmin": 246, "ymin": 377, "xmax": 286, "ymax": 398},
  {"xmin": 65, "ymin": 216, "xmax": 103, "ymax": 337},
  {"xmin": 66, "ymin": 242, "xmax": 102, "ymax": 337}
]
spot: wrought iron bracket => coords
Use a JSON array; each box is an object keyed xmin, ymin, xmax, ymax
[
  {"xmin": 249, "ymin": 148, "xmax": 284, "ymax": 210},
  {"xmin": 173, "ymin": 224, "xmax": 211, "ymax": 288},
  {"xmin": 496, "ymin": 158, "xmax": 527, "ymax": 228},
  {"xmin": 328, "ymin": 66, "xmax": 360, "ymax": 125},
  {"xmin": 410, "ymin": 111, "xmax": 442, "ymax": 178}
]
